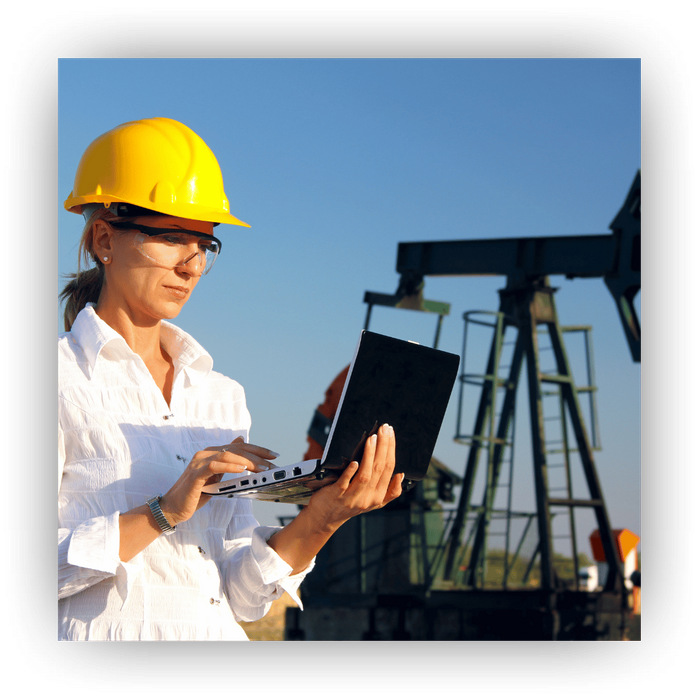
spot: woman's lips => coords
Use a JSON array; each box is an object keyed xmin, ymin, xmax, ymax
[{"xmin": 164, "ymin": 285, "xmax": 189, "ymax": 300}]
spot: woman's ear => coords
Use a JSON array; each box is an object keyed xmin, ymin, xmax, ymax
[{"xmin": 91, "ymin": 219, "xmax": 115, "ymax": 263}]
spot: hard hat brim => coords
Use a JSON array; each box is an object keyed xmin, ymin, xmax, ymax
[{"xmin": 64, "ymin": 194, "xmax": 250, "ymax": 228}]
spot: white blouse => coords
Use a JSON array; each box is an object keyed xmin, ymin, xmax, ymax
[{"xmin": 58, "ymin": 305, "xmax": 310, "ymax": 641}]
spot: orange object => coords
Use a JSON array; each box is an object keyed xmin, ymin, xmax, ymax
[
  {"xmin": 589, "ymin": 528, "xmax": 640, "ymax": 562},
  {"xmin": 591, "ymin": 529, "xmax": 641, "ymax": 607},
  {"xmin": 632, "ymin": 586, "xmax": 641, "ymax": 614},
  {"xmin": 303, "ymin": 365, "xmax": 350, "ymax": 460}
]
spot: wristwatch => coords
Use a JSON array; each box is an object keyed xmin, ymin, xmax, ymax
[{"xmin": 146, "ymin": 495, "xmax": 177, "ymax": 535}]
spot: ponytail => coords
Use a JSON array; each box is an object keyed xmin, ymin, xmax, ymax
[
  {"xmin": 59, "ymin": 208, "xmax": 107, "ymax": 332},
  {"xmin": 59, "ymin": 267, "xmax": 104, "ymax": 332}
]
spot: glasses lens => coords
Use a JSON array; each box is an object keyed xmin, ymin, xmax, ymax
[{"xmin": 134, "ymin": 232, "xmax": 219, "ymax": 275}]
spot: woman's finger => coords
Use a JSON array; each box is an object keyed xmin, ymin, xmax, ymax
[
  {"xmin": 383, "ymin": 473, "xmax": 404, "ymax": 505},
  {"xmin": 204, "ymin": 440, "xmax": 279, "ymax": 473},
  {"xmin": 373, "ymin": 424, "xmax": 397, "ymax": 492},
  {"xmin": 336, "ymin": 461, "xmax": 360, "ymax": 490},
  {"xmin": 209, "ymin": 450, "xmax": 274, "ymax": 473},
  {"xmin": 226, "ymin": 441, "xmax": 280, "ymax": 460},
  {"xmin": 352, "ymin": 432, "xmax": 377, "ymax": 488}
]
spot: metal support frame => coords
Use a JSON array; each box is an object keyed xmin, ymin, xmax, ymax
[
  {"xmin": 395, "ymin": 171, "xmax": 640, "ymax": 362},
  {"xmin": 286, "ymin": 172, "xmax": 638, "ymax": 641},
  {"xmin": 449, "ymin": 309, "xmax": 522, "ymax": 587},
  {"xmin": 362, "ymin": 289, "xmax": 450, "ymax": 350},
  {"xmin": 443, "ymin": 276, "xmax": 625, "ymax": 594},
  {"xmin": 393, "ymin": 172, "xmax": 639, "ymax": 597}
]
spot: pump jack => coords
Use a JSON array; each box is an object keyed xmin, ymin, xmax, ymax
[
  {"xmin": 393, "ymin": 171, "xmax": 639, "ymax": 600},
  {"xmin": 288, "ymin": 172, "xmax": 640, "ymax": 640}
]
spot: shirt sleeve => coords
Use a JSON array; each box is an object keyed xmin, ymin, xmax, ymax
[
  {"xmin": 58, "ymin": 514, "xmax": 124, "ymax": 600},
  {"xmin": 218, "ymin": 513, "xmax": 315, "ymax": 623},
  {"xmin": 58, "ymin": 426, "xmax": 126, "ymax": 600}
]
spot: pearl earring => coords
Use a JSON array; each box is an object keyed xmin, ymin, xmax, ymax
[{"xmin": 103, "ymin": 256, "xmax": 109, "ymax": 262}]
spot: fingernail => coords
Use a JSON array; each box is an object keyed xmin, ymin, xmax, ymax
[
  {"xmin": 269, "ymin": 451, "xmax": 280, "ymax": 458},
  {"xmin": 369, "ymin": 434, "xmax": 377, "ymax": 446}
]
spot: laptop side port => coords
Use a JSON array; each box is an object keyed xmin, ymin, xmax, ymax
[
  {"xmin": 273, "ymin": 470, "xmax": 286, "ymax": 481},
  {"xmin": 293, "ymin": 467, "xmax": 302, "ymax": 476}
]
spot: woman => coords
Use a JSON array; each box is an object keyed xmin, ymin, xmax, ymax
[{"xmin": 58, "ymin": 117, "xmax": 402, "ymax": 641}]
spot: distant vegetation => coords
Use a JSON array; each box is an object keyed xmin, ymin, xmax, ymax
[{"xmin": 436, "ymin": 549, "xmax": 594, "ymax": 589}]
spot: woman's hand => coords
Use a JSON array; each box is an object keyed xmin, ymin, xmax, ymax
[
  {"xmin": 266, "ymin": 424, "xmax": 403, "ymax": 574},
  {"xmin": 119, "ymin": 437, "xmax": 278, "ymax": 562},
  {"xmin": 158, "ymin": 437, "xmax": 278, "ymax": 527},
  {"xmin": 305, "ymin": 423, "xmax": 403, "ymax": 530}
]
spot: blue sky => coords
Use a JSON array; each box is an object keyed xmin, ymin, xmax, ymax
[{"xmin": 58, "ymin": 58, "xmax": 641, "ymax": 550}]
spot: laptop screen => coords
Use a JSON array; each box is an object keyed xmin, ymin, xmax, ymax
[{"xmin": 320, "ymin": 331, "xmax": 459, "ymax": 482}]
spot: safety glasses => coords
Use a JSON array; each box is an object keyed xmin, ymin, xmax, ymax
[{"xmin": 108, "ymin": 222, "xmax": 222, "ymax": 276}]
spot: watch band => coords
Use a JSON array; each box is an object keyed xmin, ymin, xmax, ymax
[{"xmin": 147, "ymin": 495, "xmax": 177, "ymax": 534}]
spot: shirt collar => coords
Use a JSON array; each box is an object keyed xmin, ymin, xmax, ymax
[
  {"xmin": 70, "ymin": 304, "xmax": 214, "ymax": 384},
  {"xmin": 159, "ymin": 319, "xmax": 214, "ymax": 385}
]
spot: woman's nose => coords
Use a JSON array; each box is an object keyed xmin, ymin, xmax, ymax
[{"xmin": 176, "ymin": 246, "xmax": 205, "ymax": 275}]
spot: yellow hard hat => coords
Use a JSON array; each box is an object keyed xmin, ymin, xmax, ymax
[{"xmin": 64, "ymin": 117, "xmax": 249, "ymax": 227}]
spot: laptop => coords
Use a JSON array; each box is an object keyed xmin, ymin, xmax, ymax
[{"xmin": 202, "ymin": 330, "xmax": 460, "ymax": 505}]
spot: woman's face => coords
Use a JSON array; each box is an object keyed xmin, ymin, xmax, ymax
[{"xmin": 94, "ymin": 214, "xmax": 216, "ymax": 325}]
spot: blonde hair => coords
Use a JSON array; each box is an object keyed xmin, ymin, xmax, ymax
[{"xmin": 59, "ymin": 208, "xmax": 130, "ymax": 332}]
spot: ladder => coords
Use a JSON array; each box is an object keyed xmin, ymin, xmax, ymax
[
  {"xmin": 539, "ymin": 325, "xmax": 602, "ymax": 588},
  {"xmin": 452, "ymin": 309, "xmax": 520, "ymax": 587}
]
